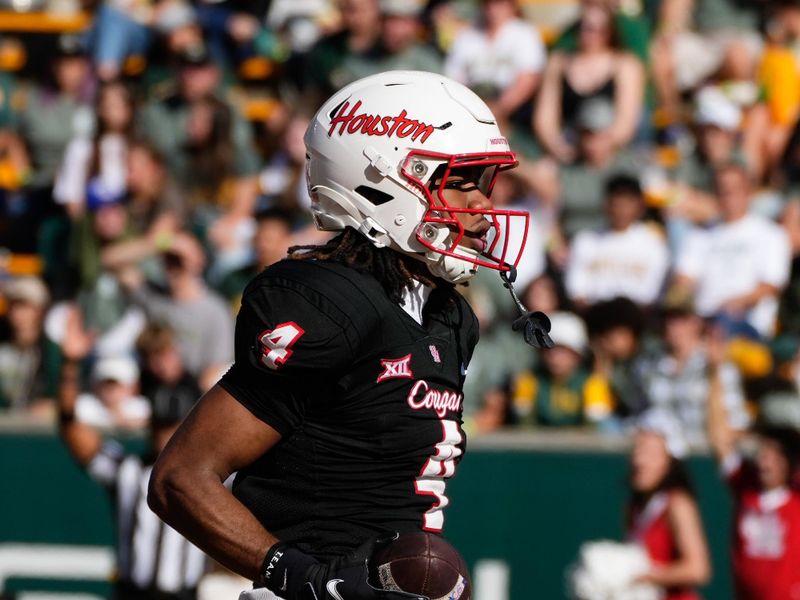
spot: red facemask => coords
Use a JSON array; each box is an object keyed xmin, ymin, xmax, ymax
[{"xmin": 401, "ymin": 149, "xmax": 530, "ymax": 273}]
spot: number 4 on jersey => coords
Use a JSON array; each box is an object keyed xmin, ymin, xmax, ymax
[
  {"xmin": 415, "ymin": 420, "xmax": 463, "ymax": 531},
  {"xmin": 258, "ymin": 322, "xmax": 305, "ymax": 369}
]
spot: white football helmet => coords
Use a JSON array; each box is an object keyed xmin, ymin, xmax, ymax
[{"xmin": 304, "ymin": 70, "xmax": 530, "ymax": 284}]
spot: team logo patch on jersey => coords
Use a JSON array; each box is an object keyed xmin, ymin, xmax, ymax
[
  {"xmin": 377, "ymin": 354, "xmax": 414, "ymax": 383},
  {"xmin": 429, "ymin": 344, "xmax": 441, "ymax": 364}
]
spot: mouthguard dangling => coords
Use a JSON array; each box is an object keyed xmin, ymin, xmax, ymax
[{"xmin": 499, "ymin": 267, "xmax": 554, "ymax": 349}]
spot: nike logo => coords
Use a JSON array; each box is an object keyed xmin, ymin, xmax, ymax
[
  {"xmin": 326, "ymin": 579, "xmax": 346, "ymax": 600},
  {"xmin": 280, "ymin": 570, "xmax": 287, "ymax": 592}
]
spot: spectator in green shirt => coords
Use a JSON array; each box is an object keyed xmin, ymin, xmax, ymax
[
  {"xmin": 19, "ymin": 34, "xmax": 93, "ymax": 191},
  {"xmin": 16, "ymin": 35, "xmax": 93, "ymax": 267},
  {"xmin": 217, "ymin": 207, "xmax": 294, "ymax": 303},
  {"xmin": 509, "ymin": 312, "xmax": 595, "ymax": 427},
  {"xmin": 137, "ymin": 42, "xmax": 260, "ymax": 278},
  {"xmin": 338, "ymin": 0, "xmax": 443, "ymax": 83},
  {"xmin": 304, "ymin": 0, "xmax": 382, "ymax": 104},
  {"xmin": 0, "ymin": 70, "xmax": 18, "ymax": 130}
]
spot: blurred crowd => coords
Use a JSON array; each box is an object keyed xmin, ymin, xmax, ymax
[{"xmin": 1, "ymin": 0, "xmax": 800, "ymax": 597}]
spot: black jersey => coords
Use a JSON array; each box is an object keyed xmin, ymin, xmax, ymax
[{"xmin": 219, "ymin": 259, "xmax": 479, "ymax": 560}]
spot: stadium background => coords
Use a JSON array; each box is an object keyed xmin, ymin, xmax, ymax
[
  {"xmin": 0, "ymin": 429, "xmax": 734, "ymax": 599},
  {"xmin": 2, "ymin": 0, "xmax": 800, "ymax": 598}
]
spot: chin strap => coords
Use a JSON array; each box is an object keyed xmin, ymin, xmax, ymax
[{"xmin": 499, "ymin": 267, "xmax": 554, "ymax": 349}]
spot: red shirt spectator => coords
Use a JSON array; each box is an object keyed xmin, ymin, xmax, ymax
[
  {"xmin": 626, "ymin": 415, "xmax": 710, "ymax": 598},
  {"xmin": 707, "ymin": 335, "xmax": 800, "ymax": 600},
  {"xmin": 724, "ymin": 454, "xmax": 800, "ymax": 600}
]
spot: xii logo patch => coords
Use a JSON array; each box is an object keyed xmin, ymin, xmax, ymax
[{"xmin": 377, "ymin": 354, "xmax": 413, "ymax": 383}]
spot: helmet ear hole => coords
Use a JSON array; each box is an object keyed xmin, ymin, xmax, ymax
[{"xmin": 356, "ymin": 185, "xmax": 394, "ymax": 206}]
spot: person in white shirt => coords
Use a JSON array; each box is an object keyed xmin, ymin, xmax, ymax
[
  {"xmin": 75, "ymin": 355, "xmax": 151, "ymax": 430},
  {"xmin": 54, "ymin": 80, "xmax": 133, "ymax": 219},
  {"xmin": 673, "ymin": 163, "xmax": 791, "ymax": 338},
  {"xmin": 444, "ymin": 0, "xmax": 545, "ymax": 124},
  {"xmin": 566, "ymin": 174, "xmax": 670, "ymax": 309}
]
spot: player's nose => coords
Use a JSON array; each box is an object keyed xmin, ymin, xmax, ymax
[
  {"xmin": 462, "ymin": 193, "xmax": 493, "ymax": 234},
  {"xmin": 467, "ymin": 191, "xmax": 493, "ymax": 211}
]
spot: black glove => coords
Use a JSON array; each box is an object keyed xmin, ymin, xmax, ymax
[{"xmin": 260, "ymin": 533, "xmax": 429, "ymax": 600}]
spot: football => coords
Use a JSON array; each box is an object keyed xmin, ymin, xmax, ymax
[{"xmin": 371, "ymin": 532, "xmax": 471, "ymax": 600}]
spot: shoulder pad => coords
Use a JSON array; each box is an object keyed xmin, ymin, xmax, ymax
[{"xmin": 245, "ymin": 259, "xmax": 387, "ymax": 325}]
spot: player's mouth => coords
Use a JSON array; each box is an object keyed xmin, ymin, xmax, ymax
[
  {"xmin": 454, "ymin": 233, "xmax": 487, "ymax": 254},
  {"xmin": 461, "ymin": 222, "xmax": 491, "ymax": 253}
]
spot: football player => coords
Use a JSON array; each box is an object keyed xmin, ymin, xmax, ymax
[{"xmin": 148, "ymin": 71, "xmax": 533, "ymax": 600}]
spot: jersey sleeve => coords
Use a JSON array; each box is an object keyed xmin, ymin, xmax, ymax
[{"xmin": 219, "ymin": 275, "xmax": 362, "ymax": 435}]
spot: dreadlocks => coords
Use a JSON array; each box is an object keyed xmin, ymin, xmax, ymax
[{"xmin": 288, "ymin": 228, "xmax": 450, "ymax": 305}]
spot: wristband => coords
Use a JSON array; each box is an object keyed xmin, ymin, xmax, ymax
[{"xmin": 259, "ymin": 542, "xmax": 318, "ymax": 595}]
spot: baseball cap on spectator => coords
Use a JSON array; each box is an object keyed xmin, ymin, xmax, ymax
[
  {"xmin": 636, "ymin": 408, "xmax": 689, "ymax": 459},
  {"xmin": 86, "ymin": 177, "xmax": 126, "ymax": 212},
  {"xmin": 380, "ymin": 0, "xmax": 423, "ymax": 16},
  {"xmin": 177, "ymin": 42, "xmax": 212, "ymax": 67},
  {"xmin": 576, "ymin": 97, "xmax": 615, "ymax": 132},
  {"xmin": 92, "ymin": 356, "xmax": 140, "ymax": 386},
  {"xmin": 4, "ymin": 276, "xmax": 49, "ymax": 307},
  {"xmin": 56, "ymin": 34, "xmax": 87, "ymax": 57},
  {"xmin": 548, "ymin": 312, "xmax": 588, "ymax": 355},
  {"xmin": 154, "ymin": 1, "xmax": 197, "ymax": 33},
  {"xmin": 694, "ymin": 86, "xmax": 742, "ymax": 131}
]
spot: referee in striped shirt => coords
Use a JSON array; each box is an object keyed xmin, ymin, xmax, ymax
[{"xmin": 57, "ymin": 312, "xmax": 207, "ymax": 600}]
